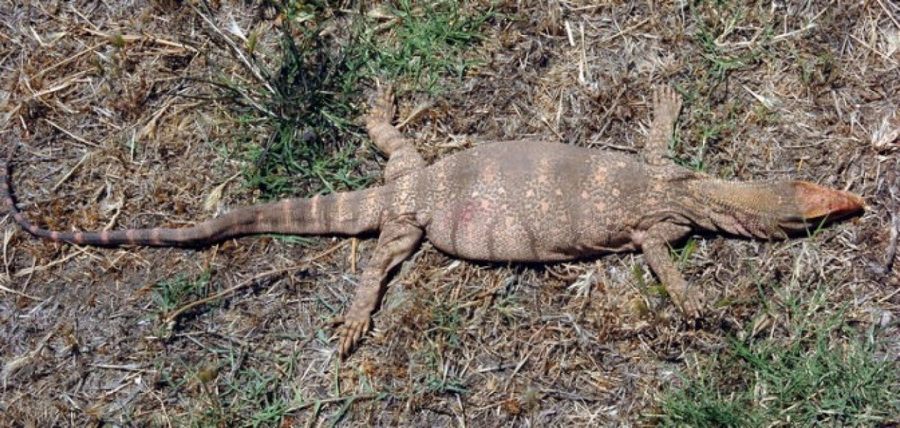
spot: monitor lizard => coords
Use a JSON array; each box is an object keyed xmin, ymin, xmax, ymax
[{"xmin": 2, "ymin": 85, "xmax": 865, "ymax": 357}]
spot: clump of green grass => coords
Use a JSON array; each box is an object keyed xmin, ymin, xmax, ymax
[
  {"xmin": 672, "ymin": 238, "xmax": 698, "ymax": 266},
  {"xmin": 352, "ymin": 0, "xmax": 493, "ymax": 94},
  {"xmin": 183, "ymin": 363, "xmax": 292, "ymax": 426},
  {"xmin": 670, "ymin": 3, "xmax": 771, "ymax": 172},
  {"xmin": 232, "ymin": 2, "xmax": 370, "ymax": 199},
  {"xmin": 152, "ymin": 271, "xmax": 212, "ymax": 314},
  {"xmin": 669, "ymin": 85, "xmax": 740, "ymax": 173},
  {"xmin": 412, "ymin": 301, "xmax": 469, "ymax": 395},
  {"xmin": 208, "ymin": 1, "xmax": 491, "ymax": 200},
  {"xmin": 656, "ymin": 285, "xmax": 900, "ymax": 427},
  {"xmin": 690, "ymin": 3, "xmax": 767, "ymax": 82}
]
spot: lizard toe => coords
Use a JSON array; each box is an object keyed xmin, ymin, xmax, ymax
[
  {"xmin": 678, "ymin": 295, "xmax": 703, "ymax": 320},
  {"xmin": 364, "ymin": 82, "xmax": 395, "ymax": 125},
  {"xmin": 666, "ymin": 284, "xmax": 704, "ymax": 320},
  {"xmin": 336, "ymin": 317, "xmax": 372, "ymax": 358},
  {"xmin": 329, "ymin": 315, "xmax": 345, "ymax": 327},
  {"xmin": 653, "ymin": 86, "xmax": 682, "ymax": 117},
  {"xmin": 668, "ymin": 88, "xmax": 683, "ymax": 110},
  {"xmin": 370, "ymin": 83, "xmax": 395, "ymax": 121}
]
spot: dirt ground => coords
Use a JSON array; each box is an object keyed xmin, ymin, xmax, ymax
[{"xmin": 1, "ymin": 1, "xmax": 898, "ymax": 426}]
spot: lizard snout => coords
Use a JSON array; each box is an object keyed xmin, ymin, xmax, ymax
[{"xmin": 792, "ymin": 181, "xmax": 865, "ymax": 220}]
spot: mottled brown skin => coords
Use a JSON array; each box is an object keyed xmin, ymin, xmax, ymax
[{"xmin": 2, "ymin": 85, "xmax": 865, "ymax": 357}]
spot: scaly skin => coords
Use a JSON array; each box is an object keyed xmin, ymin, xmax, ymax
[{"xmin": 2, "ymin": 85, "xmax": 865, "ymax": 357}]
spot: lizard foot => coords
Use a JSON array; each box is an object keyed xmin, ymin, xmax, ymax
[
  {"xmin": 653, "ymin": 85, "xmax": 682, "ymax": 120},
  {"xmin": 670, "ymin": 290, "xmax": 703, "ymax": 320},
  {"xmin": 331, "ymin": 314, "xmax": 372, "ymax": 358},
  {"xmin": 366, "ymin": 81, "xmax": 395, "ymax": 124}
]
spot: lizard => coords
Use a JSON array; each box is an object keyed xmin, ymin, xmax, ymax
[{"xmin": 2, "ymin": 85, "xmax": 865, "ymax": 357}]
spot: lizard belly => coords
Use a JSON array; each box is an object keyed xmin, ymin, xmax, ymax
[
  {"xmin": 420, "ymin": 140, "xmax": 647, "ymax": 262},
  {"xmin": 425, "ymin": 195, "xmax": 635, "ymax": 262},
  {"xmin": 427, "ymin": 197, "xmax": 542, "ymax": 261}
]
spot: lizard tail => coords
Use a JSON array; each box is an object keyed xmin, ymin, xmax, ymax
[{"xmin": 2, "ymin": 145, "xmax": 387, "ymax": 247}]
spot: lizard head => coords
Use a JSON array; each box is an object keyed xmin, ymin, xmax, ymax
[
  {"xmin": 789, "ymin": 181, "xmax": 865, "ymax": 222},
  {"xmin": 690, "ymin": 180, "xmax": 865, "ymax": 239}
]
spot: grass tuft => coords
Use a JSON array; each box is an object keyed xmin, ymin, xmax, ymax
[
  {"xmin": 353, "ymin": 0, "xmax": 494, "ymax": 94},
  {"xmin": 232, "ymin": 2, "xmax": 371, "ymax": 199},
  {"xmin": 211, "ymin": 1, "xmax": 492, "ymax": 199},
  {"xmin": 152, "ymin": 271, "xmax": 212, "ymax": 315},
  {"xmin": 657, "ymin": 284, "xmax": 900, "ymax": 427}
]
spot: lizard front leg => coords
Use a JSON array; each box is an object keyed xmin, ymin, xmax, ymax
[
  {"xmin": 644, "ymin": 85, "xmax": 683, "ymax": 166},
  {"xmin": 640, "ymin": 223, "xmax": 701, "ymax": 318},
  {"xmin": 366, "ymin": 83, "xmax": 425, "ymax": 182},
  {"xmin": 333, "ymin": 215, "xmax": 423, "ymax": 357}
]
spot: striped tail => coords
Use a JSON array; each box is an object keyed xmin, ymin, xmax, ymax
[{"xmin": 2, "ymin": 150, "xmax": 389, "ymax": 248}]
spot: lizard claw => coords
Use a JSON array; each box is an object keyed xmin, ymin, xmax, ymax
[
  {"xmin": 332, "ymin": 314, "xmax": 372, "ymax": 358},
  {"xmin": 679, "ymin": 298, "xmax": 702, "ymax": 320},
  {"xmin": 671, "ymin": 289, "xmax": 703, "ymax": 320},
  {"xmin": 366, "ymin": 82, "xmax": 395, "ymax": 124},
  {"xmin": 653, "ymin": 85, "xmax": 682, "ymax": 119}
]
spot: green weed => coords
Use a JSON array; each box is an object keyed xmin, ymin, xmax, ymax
[
  {"xmin": 673, "ymin": 3, "xmax": 768, "ymax": 171},
  {"xmin": 207, "ymin": 1, "xmax": 491, "ymax": 199},
  {"xmin": 152, "ymin": 271, "xmax": 212, "ymax": 314},
  {"xmin": 691, "ymin": 3, "xmax": 766, "ymax": 82},
  {"xmin": 417, "ymin": 301, "xmax": 468, "ymax": 395},
  {"xmin": 180, "ymin": 351, "xmax": 303, "ymax": 427},
  {"xmin": 656, "ymin": 284, "xmax": 900, "ymax": 427},
  {"xmin": 353, "ymin": 0, "xmax": 493, "ymax": 94},
  {"xmin": 676, "ymin": 103, "xmax": 739, "ymax": 172},
  {"xmin": 235, "ymin": 2, "xmax": 371, "ymax": 199},
  {"xmin": 631, "ymin": 263, "xmax": 668, "ymax": 298},
  {"xmin": 672, "ymin": 238, "xmax": 698, "ymax": 267}
]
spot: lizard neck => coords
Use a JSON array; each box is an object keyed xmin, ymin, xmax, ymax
[{"xmin": 679, "ymin": 178, "xmax": 798, "ymax": 239}]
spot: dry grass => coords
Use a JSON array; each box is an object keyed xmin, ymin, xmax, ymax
[{"xmin": 1, "ymin": 1, "xmax": 898, "ymax": 426}]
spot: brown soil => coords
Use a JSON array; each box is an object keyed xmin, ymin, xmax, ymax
[{"xmin": 1, "ymin": 1, "xmax": 897, "ymax": 426}]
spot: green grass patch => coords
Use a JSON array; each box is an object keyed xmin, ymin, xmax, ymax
[
  {"xmin": 689, "ymin": 2, "xmax": 767, "ymax": 82},
  {"xmin": 177, "ymin": 348, "xmax": 310, "ymax": 427},
  {"xmin": 233, "ymin": 1, "xmax": 371, "ymax": 199},
  {"xmin": 206, "ymin": 1, "xmax": 492, "ymax": 199},
  {"xmin": 656, "ymin": 285, "xmax": 900, "ymax": 427},
  {"xmin": 185, "ymin": 365, "xmax": 290, "ymax": 427},
  {"xmin": 672, "ymin": 87, "xmax": 739, "ymax": 172},
  {"xmin": 152, "ymin": 271, "xmax": 212, "ymax": 314},
  {"xmin": 416, "ymin": 301, "xmax": 469, "ymax": 395},
  {"xmin": 351, "ymin": 0, "xmax": 493, "ymax": 95},
  {"xmin": 631, "ymin": 264, "xmax": 668, "ymax": 298},
  {"xmin": 672, "ymin": 3, "xmax": 772, "ymax": 171},
  {"xmin": 671, "ymin": 238, "xmax": 698, "ymax": 267}
]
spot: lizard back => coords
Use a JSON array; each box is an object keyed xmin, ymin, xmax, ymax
[{"xmin": 418, "ymin": 140, "xmax": 664, "ymax": 262}]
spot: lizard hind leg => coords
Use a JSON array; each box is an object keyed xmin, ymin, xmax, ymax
[
  {"xmin": 644, "ymin": 85, "xmax": 683, "ymax": 166},
  {"xmin": 333, "ymin": 216, "xmax": 423, "ymax": 357},
  {"xmin": 365, "ymin": 83, "xmax": 425, "ymax": 182}
]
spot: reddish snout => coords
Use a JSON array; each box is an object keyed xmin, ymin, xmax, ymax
[{"xmin": 793, "ymin": 181, "xmax": 865, "ymax": 220}]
